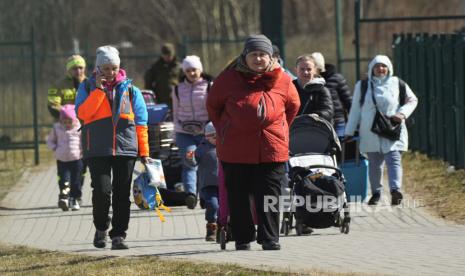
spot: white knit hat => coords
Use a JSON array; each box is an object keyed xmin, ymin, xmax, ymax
[
  {"xmin": 182, "ymin": 55, "xmax": 203, "ymax": 72},
  {"xmin": 95, "ymin": 45, "xmax": 120, "ymax": 67},
  {"xmin": 310, "ymin": 52, "xmax": 326, "ymax": 73},
  {"xmin": 204, "ymin": 122, "xmax": 216, "ymax": 136}
]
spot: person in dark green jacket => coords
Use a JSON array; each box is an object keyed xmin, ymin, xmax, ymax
[{"xmin": 144, "ymin": 43, "xmax": 182, "ymax": 109}]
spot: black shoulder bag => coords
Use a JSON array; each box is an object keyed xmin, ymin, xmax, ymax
[{"xmin": 370, "ymin": 82, "xmax": 402, "ymax": 141}]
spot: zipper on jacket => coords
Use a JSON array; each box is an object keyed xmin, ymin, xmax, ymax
[
  {"xmin": 281, "ymin": 119, "xmax": 287, "ymax": 142},
  {"xmin": 257, "ymin": 94, "xmax": 267, "ymax": 123},
  {"xmin": 190, "ymin": 84, "xmax": 196, "ymax": 121}
]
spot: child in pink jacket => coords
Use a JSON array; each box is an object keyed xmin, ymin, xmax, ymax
[{"xmin": 47, "ymin": 104, "xmax": 83, "ymax": 211}]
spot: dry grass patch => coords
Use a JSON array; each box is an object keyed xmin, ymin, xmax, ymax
[
  {"xmin": 0, "ymin": 243, "xmax": 361, "ymax": 276},
  {"xmin": 403, "ymin": 151, "xmax": 465, "ymax": 224}
]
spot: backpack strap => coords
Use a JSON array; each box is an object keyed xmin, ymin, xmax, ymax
[
  {"xmin": 359, "ymin": 79, "xmax": 368, "ymax": 106},
  {"xmin": 398, "ymin": 78, "xmax": 406, "ymax": 106},
  {"xmin": 175, "ymin": 85, "xmax": 179, "ymax": 101}
]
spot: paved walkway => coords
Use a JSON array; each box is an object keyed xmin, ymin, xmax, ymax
[{"xmin": 1, "ymin": 164, "xmax": 465, "ymax": 275}]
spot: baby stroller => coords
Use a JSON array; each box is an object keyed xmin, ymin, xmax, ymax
[{"xmin": 281, "ymin": 114, "xmax": 350, "ymax": 235}]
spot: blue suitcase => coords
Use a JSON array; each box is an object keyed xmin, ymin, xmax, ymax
[
  {"xmin": 147, "ymin": 104, "xmax": 168, "ymax": 125},
  {"xmin": 340, "ymin": 139, "xmax": 369, "ymax": 202}
]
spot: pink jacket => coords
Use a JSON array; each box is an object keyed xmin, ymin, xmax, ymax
[{"xmin": 47, "ymin": 122, "xmax": 82, "ymax": 162}]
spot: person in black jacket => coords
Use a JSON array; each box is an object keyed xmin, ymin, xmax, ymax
[
  {"xmin": 293, "ymin": 54, "xmax": 333, "ymax": 122},
  {"xmin": 311, "ymin": 52, "xmax": 352, "ymax": 137}
]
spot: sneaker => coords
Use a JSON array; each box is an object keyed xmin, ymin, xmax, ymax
[
  {"xmin": 391, "ymin": 190, "xmax": 403, "ymax": 206},
  {"xmin": 69, "ymin": 198, "xmax": 80, "ymax": 211},
  {"xmin": 76, "ymin": 197, "xmax": 82, "ymax": 206},
  {"xmin": 58, "ymin": 198, "xmax": 69, "ymax": 211},
  {"xmin": 368, "ymin": 193, "xmax": 381, "ymax": 205},
  {"xmin": 93, "ymin": 230, "xmax": 107, "ymax": 248},
  {"xmin": 205, "ymin": 223, "xmax": 217, "ymax": 242},
  {"xmin": 262, "ymin": 240, "xmax": 281, "ymax": 250},
  {"xmin": 185, "ymin": 194, "xmax": 197, "ymax": 209},
  {"xmin": 235, "ymin": 242, "xmax": 250, "ymax": 250},
  {"xmin": 111, "ymin": 236, "xmax": 129, "ymax": 250}
]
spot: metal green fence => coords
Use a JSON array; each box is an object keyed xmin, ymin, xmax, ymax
[{"xmin": 393, "ymin": 33, "xmax": 465, "ymax": 168}]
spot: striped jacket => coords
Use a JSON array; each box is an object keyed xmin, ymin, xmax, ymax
[{"xmin": 75, "ymin": 75, "xmax": 149, "ymax": 159}]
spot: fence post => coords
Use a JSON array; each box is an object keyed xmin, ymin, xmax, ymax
[
  {"xmin": 453, "ymin": 34, "xmax": 465, "ymax": 168},
  {"xmin": 426, "ymin": 34, "xmax": 438, "ymax": 157},
  {"xmin": 416, "ymin": 33, "xmax": 428, "ymax": 153},
  {"xmin": 30, "ymin": 26, "xmax": 39, "ymax": 165}
]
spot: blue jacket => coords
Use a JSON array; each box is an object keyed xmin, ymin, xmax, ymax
[
  {"xmin": 75, "ymin": 75, "xmax": 149, "ymax": 158},
  {"xmin": 195, "ymin": 139, "xmax": 218, "ymax": 189}
]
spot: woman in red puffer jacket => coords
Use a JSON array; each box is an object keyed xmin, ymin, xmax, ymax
[{"xmin": 207, "ymin": 34, "xmax": 300, "ymax": 251}]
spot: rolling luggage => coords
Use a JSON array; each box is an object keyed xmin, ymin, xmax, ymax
[{"xmin": 340, "ymin": 138, "xmax": 369, "ymax": 202}]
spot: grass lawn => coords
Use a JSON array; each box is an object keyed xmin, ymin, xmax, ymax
[
  {"xmin": 403, "ymin": 151, "xmax": 465, "ymax": 224},
  {"xmin": 0, "ymin": 243, "xmax": 361, "ymax": 276}
]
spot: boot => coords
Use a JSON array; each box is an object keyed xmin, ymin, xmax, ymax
[
  {"xmin": 205, "ymin": 223, "xmax": 217, "ymax": 242},
  {"xmin": 391, "ymin": 190, "xmax": 403, "ymax": 206}
]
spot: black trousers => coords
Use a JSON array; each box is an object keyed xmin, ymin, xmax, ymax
[
  {"xmin": 87, "ymin": 156, "xmax": 136, "ymax": 239},
  {"xmin": 221, "ymin": 162, "xmax": 284, "ymax": 244}
]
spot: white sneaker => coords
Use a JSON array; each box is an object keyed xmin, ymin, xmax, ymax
[{"xmin": 69, "ymin": 198, "xmax": 80, "ymax": 211}]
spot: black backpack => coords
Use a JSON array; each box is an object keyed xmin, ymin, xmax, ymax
[
  {"xmin": 359, "ymin": 78, "xmax": 414, "ymax": 126},
  {"xmin": 359, "ymin": 78, "xmax": 406, "ymax": 107}
]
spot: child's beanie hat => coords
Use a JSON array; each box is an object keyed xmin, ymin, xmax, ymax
[
  {"xmin": 204, "ymin": 122, "xmax": 216, "ymax": 136},
  {"xmin": 60, "ymin": 104, "xmax": 77, "ymax": 120}
]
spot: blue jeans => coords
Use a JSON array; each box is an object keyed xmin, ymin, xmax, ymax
[
  {"xmin": 366, "ymin": 151, "xmax": 402, "ymax": 194},
  {"xmin": 57, "ymin": 159, "xmax": 83, "ymax": 199},
  {"xmin": 175, "ymin": 132, "xmax": 203, "ymax": 195},
  {"xmin": 334, "ymin": 122, "xmax": 346, "ymax": 139},
  {"xmin": 201, "ymin": 186, "xmax": 219, "ymax": 223}
]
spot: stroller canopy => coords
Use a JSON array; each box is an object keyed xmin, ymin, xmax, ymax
[{"xmin": 289, "ymin": 114, "xmax": 341, "ymax": 156}]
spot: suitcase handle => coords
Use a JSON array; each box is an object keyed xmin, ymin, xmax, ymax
[{"xmin": 341, "ymin": 137, "xmax": 360, "ymax": 166}]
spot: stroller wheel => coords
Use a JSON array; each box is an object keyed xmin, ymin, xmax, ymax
[
  {"xmin": 343, "ymin": 217, "xmax": 350, "ymax": 234},
  {"xmin": 295, "ymin": 220, "xmax": 303, "ymax": 236},
  {"xmin": 220, "ymin": 228, "xmax": 227, "ymax": 250}
]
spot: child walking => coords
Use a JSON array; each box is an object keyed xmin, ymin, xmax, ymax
[
  {"xmin": 47, "ymin": 104, "xmax": 83, "ymax": 211},
  {"xmin": 194, "ymin": 122, "xmax": 219, "ymax": 241}
]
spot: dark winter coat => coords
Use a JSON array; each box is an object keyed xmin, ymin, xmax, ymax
[
  {"xmin": 321, "ymin": 64, "xmax": 352, "ymax": 124},
  {"xmin": 144, "ymin": 57, "xmax": 182, "ymax": 108},
  {"xmin": 293, "ymin": 78, "xmax": 334, "ymax": 122}
]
